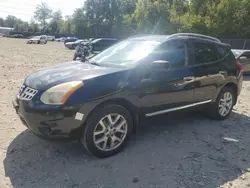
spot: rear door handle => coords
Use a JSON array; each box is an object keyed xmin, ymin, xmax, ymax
[{"xmin": 183, "ymin": 76, "xmax": 195, "ymax": 81}]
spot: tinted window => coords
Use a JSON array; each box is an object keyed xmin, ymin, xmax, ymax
[
  {"xmin": 152, "ymin": 40, "xmax": 186, "ymax": 68},
  {"xmin": 193, "ymin": 42, "xmax": 217, "ymax": 64},
  {"xmin": 216, "ymin": 45, "xmax": 229, "ymax": 59}
]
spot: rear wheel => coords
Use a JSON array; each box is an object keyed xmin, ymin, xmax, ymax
[
  {"xmin": 37, "ymin": 40, "xmax": 40, "ymax": 44},
  {"xmin": 208, "ymin": 87, "xmax": 235, "ymax": 120},
  {"xmin": 81, "ymin": 105, "xmax": 133, "ymax": 158}
]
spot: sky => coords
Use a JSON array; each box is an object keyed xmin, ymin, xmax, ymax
[{"xmin": 0, "ymin": 0, "xmax": 85, "ymax": 21}]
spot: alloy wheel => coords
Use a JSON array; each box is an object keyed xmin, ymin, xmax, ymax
[
  {"xmin": 93, "ymin": 114, "xmax": 128, "ymax": 151},
  {"xmin": 218, "ymin": 92, "xmax": 233, "ymax": 116}
]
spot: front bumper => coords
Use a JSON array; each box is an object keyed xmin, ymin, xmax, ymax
[{"xmin": 12, "ymin": 97, "xmax": 84, "ymax": 139}]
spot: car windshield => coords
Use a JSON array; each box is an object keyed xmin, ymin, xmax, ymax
[{"xmin": 90, "ymin": 39, "xmax": 163, "ymax": 67}]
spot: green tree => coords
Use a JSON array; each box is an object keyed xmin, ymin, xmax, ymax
[
  {"xmin": 4, "ymin": 15, "xmax": 18, "ymax": 27},
  {"xmin": 133, "ymin": 0, "xmax": 175, "ymax": 34},
  {"xmin": 72, "ymin": 8, "xmax": 88, "ymax": 37},
  {"xmin": 29, "ymin": 19, "xmax": 40, "ymax": 33},
  {"xmin": 34, "ymin": 2, "xmax": 52, "ymax": 32},
  {"xmin": 48, "ymin": 10, "xmax": 63, "ymax": 34},
  {"xmin": 0, "ymin": 18, "xmax": 4, "ymax": 26}
]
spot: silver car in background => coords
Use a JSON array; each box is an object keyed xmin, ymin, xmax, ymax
[{"xmin": 232, "ymin": 49, "xmax": 250, "ymax": 73}]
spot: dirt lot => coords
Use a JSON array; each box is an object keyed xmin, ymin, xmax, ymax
[{"xmin": 1, "ymin": 38, "xmax": 250, "ymax": 188}]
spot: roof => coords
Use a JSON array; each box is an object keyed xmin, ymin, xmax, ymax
[
  {"xmin": 128, "ymin": 33, "xmax": 221, "ymax": 43},
  {"xmin": 128, "ymin": 35, "xmax": 170, "ymax": 43}
]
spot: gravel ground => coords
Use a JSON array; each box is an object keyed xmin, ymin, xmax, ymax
[{"xmin": 1, "ymin": 38, "xmax": 250, "ymax": 188}]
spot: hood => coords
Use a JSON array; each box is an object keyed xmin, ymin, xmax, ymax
[{"xmin": 25, "ymin": 61, "xmax": 127, "ymax": 90}]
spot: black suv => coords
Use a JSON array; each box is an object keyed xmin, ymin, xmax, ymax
[{"xmin": 13, "ymin": 33, "xmax": 243, "ymax": 158}]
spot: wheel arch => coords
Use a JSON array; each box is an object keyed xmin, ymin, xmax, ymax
[
  {"xmin": 83, "ymin": 98, "xmax": 140, "ymax": 132},
  {"xmin": 214, "ymin": 82, "xmax": 238, "ymax": 104}
]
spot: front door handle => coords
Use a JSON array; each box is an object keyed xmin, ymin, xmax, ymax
[{"xmin": 183, "ymin": 76, "xmax": 195, "ymax": 81}]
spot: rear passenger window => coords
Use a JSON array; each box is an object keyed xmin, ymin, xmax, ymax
[
  {"xmin": 153, "ymin": 40, "xmax": 186, "ymax": 69},
  {"xmin": 216, "ymin": 45, "xmax": 229, "ymax": 59},
  {"xmin": 193, "ymin": 42, "xmax": 217, "ymax": 64}
]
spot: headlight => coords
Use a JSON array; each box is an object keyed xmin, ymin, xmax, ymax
[{"xmin": 40, "ymin": 81, "xmax": 83, "ymax": 105}]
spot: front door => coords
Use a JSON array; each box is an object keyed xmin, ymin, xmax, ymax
[{"xmin": 138, "ymin": 39, "xmax": 196, "ymax": 116}]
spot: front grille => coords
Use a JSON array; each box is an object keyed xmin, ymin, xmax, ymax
[{"xmin": 18, "ymin": 85, "xmax": 38, "ymax": 101}]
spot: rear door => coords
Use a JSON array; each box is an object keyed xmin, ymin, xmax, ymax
[{"xmin": 188, "ymin": 39, "xmax": 229, "ymax": 102}]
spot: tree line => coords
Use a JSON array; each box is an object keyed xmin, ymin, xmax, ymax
[{"xmin": 1, "ymin": 0, "xmax": 250, "ymax": 39}]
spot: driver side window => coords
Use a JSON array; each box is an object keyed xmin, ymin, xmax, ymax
[{"xmin": 152, "ymin": 40, "xmax": 186, "ymax": 69}]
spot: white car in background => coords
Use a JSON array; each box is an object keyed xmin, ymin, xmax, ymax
[
  {"xmin": 27, "ymin": 35, "xmax": 47, "ymax": 44},
  {"xmin": 46, "ymin": 35, "xmax": 55, "ymax": 41},
  {"xmin": 55, "ymin": 37, "xmax": 66, "ymax": 42}
]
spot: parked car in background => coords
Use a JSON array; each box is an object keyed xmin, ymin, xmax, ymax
[
  {"xmin": 64, "ymin": 37, "xmax": 78, "ymax": 44},
  {"xmin": 27, "ymin": 35, "xmax": 47, "ymax": 44},
  {"xmin": 232, "ymin": 49, "xmax": 250, "ymax": 73},
  {"xmin": 65, "ymin": 39, "xmax": 89, "ymax": 50},
  {"xmin": 91, "ymin": 38, "xmax": 118, "ymax": 52},
  {"xmin": 73, "ymin": 41, "xmax": 92, "ymax": 60},
  {"xmin": 12, "ymin": 34, "xmax": 24, "ymax": 38},
  {"xmin": 13, "ymin": 33, "xmax": 243, "ymax": 158},
  {"xmin": 46, "ymin": 35, "xmax": 55, "ymax": 41},
  {"xmin": 56, "ymin": 37, "xmax": 66, "ymax": 42}
]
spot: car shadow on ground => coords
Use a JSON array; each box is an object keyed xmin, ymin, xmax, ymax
[{"xmin": 3, "ymin": 110, "xmax": 250, "ymax": 188}]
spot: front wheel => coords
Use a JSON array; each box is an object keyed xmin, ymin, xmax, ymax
[
  {"xmin": 81, "ymin": 105, "xmax": 133, "ymax": 158},
  {"xmin": 73, "ymin": 53, "xmax": 77, "ymax": 60},
  {"xmin": 208, "ymin": 87, "xmax": 235, "ymax": 120}
]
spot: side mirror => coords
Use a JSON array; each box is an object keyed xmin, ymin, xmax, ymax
[
  {"xmin": 151, "ymin": 60, "xmax": 169, "ymax": 70},
  {"xmin": 239, "ymin": 56, "xmax": 248, "ymax": 61}
]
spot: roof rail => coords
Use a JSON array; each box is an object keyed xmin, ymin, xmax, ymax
[{"xmin": 168, "ymin": 33, "xmax": 221, "ymax": 43}]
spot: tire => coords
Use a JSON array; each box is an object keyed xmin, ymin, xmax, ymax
[
  {"xmin": 45, "ymin": 41, "xmax": 47, "ymax": 44},
  {"xmin": 208, "ymin": 87, "xmax": 236, "ymax": 120},
  {"xmin": 37, "ymin": 40, "xmax": 40, "ymax": 44},
  {"xmin": 73, "ymin": 53, "xmax": 77, "ymax": 60},
  {"xmin": 81, "ymin": 104, "xmax": 133, "ymax": 158}
]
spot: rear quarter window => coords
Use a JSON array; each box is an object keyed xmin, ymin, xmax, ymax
[
  {"xmin": 192, "ymin": 42, "xmax": 218, "ymax": 65},
  {"xmin": 216, "ymin": 45, "xmax": 230, "ymax": 59}
]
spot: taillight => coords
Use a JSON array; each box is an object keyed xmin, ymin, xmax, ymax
[{"xmin": 236, "ymin": 60, "xmax": 243, "ymax": 71}]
